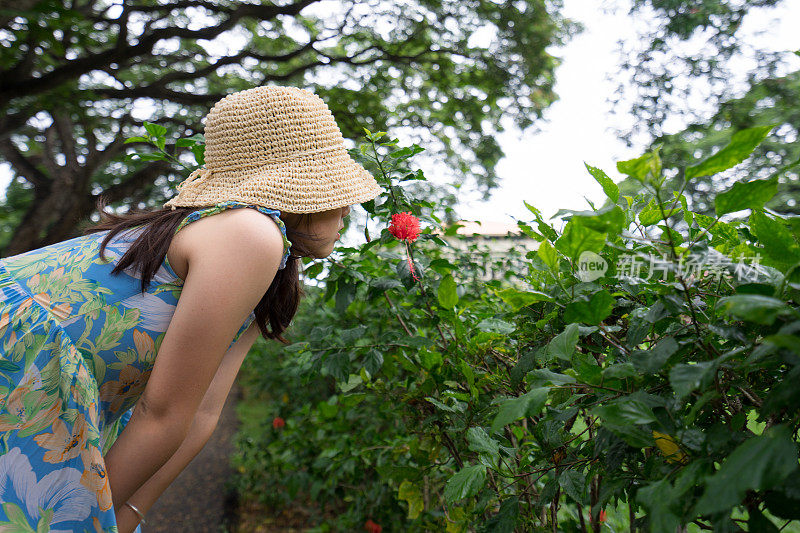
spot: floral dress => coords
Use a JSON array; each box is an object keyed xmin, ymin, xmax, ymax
[{"xmin": 0, "ymin": 201, "xmax": 291, "ymax": 532}]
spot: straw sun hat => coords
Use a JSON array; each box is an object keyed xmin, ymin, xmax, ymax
[{"xmin": 163, "ymin": 85, "xmax": 382, "ymax": 213}]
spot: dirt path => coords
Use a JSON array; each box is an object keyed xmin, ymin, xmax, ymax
[{"xmin": 144, "ymin": 383, "xmax": 242, "ymax": 532}]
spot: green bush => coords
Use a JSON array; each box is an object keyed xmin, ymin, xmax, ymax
[{"xmin": 232, "ymin": 127, "xmax": 800, "ymax": 532}]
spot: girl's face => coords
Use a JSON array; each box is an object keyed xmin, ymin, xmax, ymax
[{"xmin": 282, "ymin": 205, "xmax": 351, "ymax": 259}]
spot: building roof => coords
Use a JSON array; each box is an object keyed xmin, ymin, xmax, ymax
[{"xmin": 449, "ymin": 220, "xmax": 523, "ymax": 237}]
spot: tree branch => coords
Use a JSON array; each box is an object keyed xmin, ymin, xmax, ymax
[
  {"xmin": 0, "ymin": 0, "xmax": 321, "ymax": 102},
  {"xmin": 0, "ymin": 138, "xmax": 51, "ymax": 189},
  {"xmin": 96, "ymin": 160, "xmax": 172, "ymax": 205},
  {"xmin": 52, "ymin": 111, "xmax": 79, "ymax": 172}
]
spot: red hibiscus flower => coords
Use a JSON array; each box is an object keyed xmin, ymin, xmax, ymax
[
  {"xmin": 388, "ymin": 212, "xmax": 421, "ymax": 281},
  {"xmin": 364, "ymin": 519, "xmax": 382, "ymax": 533},
  {"xmin": 272, "ymin": 416, "xmax": 285, "ymax": 429},
  {"xmin": 388, "ymin": 212, "xmax": 421, "ymax": 242}
]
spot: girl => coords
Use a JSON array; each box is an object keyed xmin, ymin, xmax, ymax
[{"xmin": 0, "ymin": 85, "xmax": 381, "ymax": 532}]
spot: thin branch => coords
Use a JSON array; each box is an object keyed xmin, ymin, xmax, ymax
[
  {"xmin": 52, "ymin": 111, "xmax": 78, "ymax": 171},
  {"xmin": 0, "ymin": 0, "xmax": 321, "ymax": 101},
  {"xmin": 0, "ymin": 138, "xmax": 51, "ymax": 188},
  {"xmin": 96, "ymin": 160, "xmax": 172, "ymax": 204}
]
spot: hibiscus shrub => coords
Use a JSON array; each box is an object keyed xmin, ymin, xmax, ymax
[{"xmin": 233, "ymin": 127, "xmax": 800, "ymax": 532}]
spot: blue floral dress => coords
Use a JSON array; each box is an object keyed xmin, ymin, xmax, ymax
[{"xmin": 0, "ymin": 201, "xmax": 291, "ymax": 532}]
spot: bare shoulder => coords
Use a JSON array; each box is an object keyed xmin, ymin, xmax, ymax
[
  {"xmin": 168, "ymin": 208, "xmax": 284, "ymax": 281},
  {"xmin": 143, "ymin": 209, "xmax": 283, "ymax": 421}
]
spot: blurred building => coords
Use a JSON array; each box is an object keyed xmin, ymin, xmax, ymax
[{"xmin": 438, "ymin": 220, "xmax": 539, "ymax": 282}]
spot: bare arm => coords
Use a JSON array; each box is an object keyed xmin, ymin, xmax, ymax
[
  {"xmin": 104, "ymin": 210, "xmax": 283, "ymax": 533},
  {"xmin": 116, "ymin": 321, "xmax": 259, "ymax": 524}
]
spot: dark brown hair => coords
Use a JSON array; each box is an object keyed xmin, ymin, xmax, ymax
[{"xmin": 83, "ymin": 195, "xmax": 318, "ymax": 344}]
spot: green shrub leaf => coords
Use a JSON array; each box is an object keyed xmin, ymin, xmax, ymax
[
  {"xmin": 546, "ymin": 323, "xmax": 580, "ymax": 361},
  {"xmin": 555, "ymin": 220, "xmax": 606, "ymax": 260},
  {"xmin": 714, "ymin": 176, "xmax": 779, "ymax": 216},
  {"xmin": 563, "ymin": 290, "xmax": 614, "ymax": 325},
  {"xmin": 617, "ymin": 148, "xmax": 662, "ymax": 183},
  {"xmin": 496, "ymin": 288, "xmax": 552, "ymax": 311},
  {"xmin": 398, "ymin": 480, "xmax": 425, "ymax": 519},
  {"xmin": 593, "ymin": 397, "xmax": 657, "ymax": 425},
  {"xmin": 537, "ymin": 239, "xmax": 559, "ymax": 270},
  {"xmin": 585, "ymin": 163, "xmax": 619, "ymax": 202},
  {"xmin": 444, "ymin": 464, "xmax": 487, "ymax": 504},
  {"xmin": 466, "ymin": 427, "xmax": 500, "ymax": 459},
  {"xmin": 438, "ymin": 274, "xmax": 458, "ymax": 308},
  {"xmin": 717, "ymin": 294, "xmax": 793, "ymax": 325},
  {"xmin": 749, "ymin": 209, "xmax": 800, "ymax": 267},
  {"xmin": 669, "ymin": 361, "xmax": 718, "ymax": 400},
  {"xmin": 559, "ymin": 470, "xmax": 588, "ymax": 505},
  {"xmin": 696, "ymin": 425, "xmax": 798, "ymax": 515},
  {"xmin": 686, "ymin": 124, "xmax": 775, "ymax": 180},
  {"xmin": 491, "ymin": 387, "xmax": 549, "ymax": 433}
]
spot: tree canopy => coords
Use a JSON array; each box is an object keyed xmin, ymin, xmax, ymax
[
  {"xmin": 0, "ymin": 0, "xmax": 579, "ymax": 255},
  {"xmin": 609, "ymin": 0, "xmax": 798, "ymax": 216}
]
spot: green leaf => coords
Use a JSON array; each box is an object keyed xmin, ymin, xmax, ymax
[
  {"xmin": 418, "ymin": 348, "xmax": 441, "ymax": 371},
  {"xmin": 638, "ymin": 198, "xmax": 681, "ymax": 226},
  {"xmin": 585, "ymin": 163, "xmax": 619, "ymax": 202},
  {"xmin": 398, "ymin": 480, "xmax": 425, "ymax": 519},
  {"xmin": 637, "ymin": 479, "xmax": 681, "ymax": 532},
  {"xmin": 546, "ymin": 323, "xmax": 580, "ymax": 361},
  {"xmin": 491, "ymin": 387, "xmax": 549, "ymax": 433},
  {"xmin": 696, "ymin": 425, "xmax": 798, "ymax": 515},
  {"xmin": 190, "ymin": 144, "xmax": 205, "ymax": 165},
  {"xmin": 124, "ymin": 136, "xmax": 149, "ymax": 144},
  {"xmin": 444, "ymin": 464, "xmax": 487, "ymax": 504},
  {"xmin": 617, "ymin": 148, "xmax": 662, "ymax": 183},
  {"xmin": 601, "ymin": 362, "xmax": 638, "ymax": 380},
  {"xmin": 669, "ymin": 361, "xmax": 717, "ymax": 400},
  {"xmin": 475, "ymin": 318, "xmax": 516, "ymax": 335},
  {"xmin": 334, "ymin": 281, "xmax": 356, "ymax": 313},
  {"xmin": 563, "ymin": 290, "xmax": 615, "ymax": 325},
  {"xmin": 686, "ymin": 124, "xmax": 775, "ymax": 180},
  {"xmin": 764, "ymin": 477, "xmax": 800, "ymax": 520},
  {"xmin": 437, "ymin": 274, "xmax": 458, "ymax": 309},
  {"xmin": 129, "ymin": 152, "xmax": 166, "ymax": 162},
  {"xmin": 476, "ymin": 318, "xmax": 515, "ymax": 335},
  {"xmin": 630, "ymin": 336, "xmax": 678, "ymax": 374},
  {"xmin": 363, "ymin": 349, "xmax": 384, "ymax": 376},
  {"xmin": 559, "ymin": 470, "xmax": 588, "ymax": 505},
  {"xmin": 537, "ymin": 239, "xmax": 559, "ymax": 271},
  {"xmin": 749, "ymin": 209, "xmax": 800, "ymax": 267},
  {"xmin": 716, "ymin": 294, "xmax": 793, "ymax": 325},
  {"xmin": 714, "ymin": 176, "xmax": 779, "ymax": 216},
  {"xmin": 693, "ymin": 212, "xmax": 740, "ymax": 242},
  {"xmin": 143, "ymin": 121, "xmax": 167, "ymax": 138},
  {"xmin": 593, "ymin": 397, "xmax": 657, "ymax": 425},
  {"xmin": 747, "ymin": 510, "xmax": 780, "ymax": 533},
  {"xmin": 527, "ymin": 369, "xmax": 576, "ymax": 386},
  {"xmin": 304, "ymin": 262, "xmax": 324, "ymax": 279},
  {"xmin": 495, "ymin": 287, "xmax": 552, "ymax": 311},
  {"xmin": 571, "ymin": 205, "xmax": 626, "ymax": 236},
  {"xmin": 481, "ymin": 497, "xmax": 519, "ymax": 533},
  {"xmin": 466, "ymin": 427, "xmax": 500, "ymax": 459},
  {"xmin": 555, "ymin": 220, "xmax": 606, "ymax": 261}
]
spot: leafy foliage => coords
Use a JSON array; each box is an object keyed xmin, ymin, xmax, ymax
[
  {"xmin": 609, "ymin": 0, "xmax": 800, "ymax": 216},
  {"xmin": 0, "ymin": 0, "xmax": 579, "ymax": 254},
  {"xmin": 233, "ymin": 127, "xmax": 800, "ymax": 531}
]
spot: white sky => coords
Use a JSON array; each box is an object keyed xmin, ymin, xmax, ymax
[
  {"xmin": 453, "ymin": 0, "xmax": 800, "ymax": 226},
  {"xmin": 1, "ymin": 0, "xmax": 798, "ymax": 231}
]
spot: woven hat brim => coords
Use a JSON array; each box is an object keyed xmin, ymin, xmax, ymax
[{"xmin": 164, "ymin": 146, "xmax": 382, "ymax": 214}]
